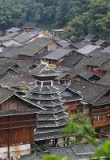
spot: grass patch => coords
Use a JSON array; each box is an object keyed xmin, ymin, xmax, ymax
[{"xmin": 0, "ymin": 58, "xmax": 9, "ymax": 62}]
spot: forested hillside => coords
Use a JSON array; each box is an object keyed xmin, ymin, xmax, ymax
[{"xmin": 0, "ymin": 0, "xmax": 110, "ymax": 41}]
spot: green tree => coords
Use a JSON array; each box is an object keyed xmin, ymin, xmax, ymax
[
  {"xmin": 62, "ymin": 112, "xmax": 97, "ymax": 145},
  {"xmin": 42, "ymin": 155, "xmax": 71, "ymax": 160},
  {"xmin": 92, "ymin": 140, "xmax": 110, "ymax": 160}
]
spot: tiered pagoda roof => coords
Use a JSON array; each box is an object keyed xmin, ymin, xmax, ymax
[
  {"xmin": 29, "ymin": 63, "xmax": 60, "ymax": 79},
  {"xmin": 26, "ymin": 63, "xmax": 67, "ymax": 141}
]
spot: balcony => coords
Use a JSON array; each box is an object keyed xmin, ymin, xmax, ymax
[{"xmin": 93, "ymin": 120, "xmax": 106, "ymax": 128}]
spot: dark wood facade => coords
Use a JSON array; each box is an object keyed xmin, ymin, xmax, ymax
[
  {"xmin": 92, "ymin": 106, "xmax": 110, "ymax": 135},
  {"xmin": 87, "ymin": 65, "xmax": 107, "ymax": 77},
  {"xmin": 65, "ymin": 101, "xmax": 78, "ymax": 115},
  {"xmin": 81, "ymin": 103, "xmax": 110, "ymax": 136},
  {"xmin": 18, "ymin": 54, "xmax": 34, "ymax": 62},
  {"xmin": 0, "ymin": 94, "xmax": 38, "ymax": 159},
  {"xmin": 0, "ymin": 114, "xmax": 36, "ymax": 146}
]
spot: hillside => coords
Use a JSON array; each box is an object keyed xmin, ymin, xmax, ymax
[{"xmin": 0, "ymin": 0, "xmax": 110, "ymax": 41}]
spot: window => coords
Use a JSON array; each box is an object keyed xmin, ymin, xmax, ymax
[{"xmin": 94, "ymin": 115, "xmax": 103, "ymax": 121}]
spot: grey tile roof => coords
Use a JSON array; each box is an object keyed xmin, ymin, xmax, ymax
[
  {"xmin": 35, "ymin": 51, "xmax": 49, "ymax": 60},
  {"xmin": 97, "ymin": 73, "xmax": 110, "ymax": 86},
  {"xmin": 70, "ymin": 81, "xmax": 109, "ymax": 104},
  {"xmin": 101, "ymin": 46, "xmax": 110, "ymax": 53},
  {"xmin": 49, "ymin": 143, "xmax": 96, "ymax": 160},
  {"xmin": 0, "ymin": 108, "xmax": 38, "ymax": 117},
  {"xmin": 30, "ymin": 85, "xmax": 59, "ymax": 95},
  {"xmin": 58, "ymin": 54, "xmax": 83, "ymax": 68},
  {"xmin": 20, "ymin": 143, "xmax": 97, "ymax": 160},
  {"xmin": 37, "ymin": 112, "xmax": 66, "ymax": 121},
  {"xmin": 62, "ymin": 88, "xmax": 82, "ymax": 102},
  {"xmin": 94, "ymin": 39, "xmax": 107, "ymax": 46},
  {"xmin": 18, "ymin": 38, "xmax": 53, "ymax": 56},
  {"xmin": 0, "ymin": 35, "xmax": 11, "ymax": 41},
  {"xmin": 87, "ymin": 48, "xmax": 103, "ymax": 56},
  {"xmin": 83, "ymin": 34, "xmax": 97, "ymax": 41},
  {"xmin": 55, "ymin": 72, "xmax": 71, "ymax": 80},
  {"xmin": 34, "ymin": 131, "xmax": 64, "ymax": 141},
  {"xmin": 13, "ymin": 60, "xmax": 34, "ymax": 71},
  {"xmin": 99, "ymin": 59, "xmax": 110, "ymax": 71},
  {"xmin": 55, "ymin": 39, "xmax": 71, "ymax": 48},
  {"xmin": 13, "ymin": 32, "xmax": 37, "ymax": 43},
  {"xmin": 6, "ymin": 31, "xmax": 20, "ymax": 38},
  {"xmin": 30, "ymin": 63, "xmax": 59, "ymax": 77},
  {"xmin": 0, "ymin": 46, "xmax": 22, "ymax": 59},
  {"xmin": 77, "ymin": 70, "xmax": 99, "ymax": 80},
  {"xmin": 92, "ymin": 94, "xmax": 110, "ymax": 106},
  {"xmin": 20, "ymin": 153, "xmax": 38, "ymax": 160},
  {"xmin": 28, "ymin": 93, "xmax": 59, "ymax": 100},
  {"xmin": 6, "ymin": 27, "xmax": 21, "ymax": 33},
  {"xmin": 0, "ymin": 60, "xmax": 19, "ymax": 75},
  {"xmin": 73, "ymin": 41, "xmax": 92, "ymax": 49},
  {"xmin": 0, "ymin": 73, "xmax": 35, "ymax": 87},
  {"xmin": 26, "ymin": 77, "xmax": 67, "ymax": 142},
  {"xmin": 77, "ymin": 45, "xmax": 100, "ymax": 55},
  {"xmin": 43, "ymin": 48, "xmax": 73, "ymax": 60},
  {"xmin": 69, "ymin": 57, "xmax": 88, "ymax": 72},
  {"xmin": 58, "ymin": 66, "xmax": 71, "ymax": 72},
  {"xmin": 0, "ymin": 87, "xmax": 13, "ymax": 103},
  {"xmin": 85, "ymin": 52, "xmax": 110, "ymax": 66}
]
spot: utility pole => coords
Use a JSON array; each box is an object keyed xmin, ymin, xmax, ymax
[{"xmin": 8, "ymin": 116, "xmax": 11, "ymax": 160}]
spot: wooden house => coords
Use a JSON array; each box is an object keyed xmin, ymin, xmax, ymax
[
  {"xmin": 18, "ymin": 38, "xmax": 59, "ymax": 62},
  {"xmin": 52, "ymin": 29, "xmax": 64, "ymax": 37},
  {"xmin": 82, "ymin": 34, "xmax": 98, "ymax": 43},
  {"xmin": 43, "ymin": 48, "xmax": 74, "ymax": 68},
  {"xmin": 0, "ymin": 36, "xmax": 20, "ymax": 47},
  {"xmin": 86, "ymin": 52, "xmax": 110, "ymax": 77},
  {"xmin": 13, "ymin": 32, "xmax": 38, "ymax": 44},
  {"xmin": 73, "ymin": 70, "xmax": 101, "ymax": 83},
  {"xmin": 54, "ymin": 72, "xmax": 72, "ymax": 85},
  {"xmin": 58, "ymin": 54, "xmax": 83, "ymax": 69},
  {"xmin": 21, "ymin": 22, "xmax": 40, "ymax": 32},
  {"xmin": 94, "ymin": 39, "xmax": 109, "ymax": 48},
  {"xmin": 70, "ymin": 81, "xmax": 110, "ymax": 136},
  {"xmin": 62, "ymin": 87, "xmax": 83, "ymax": 115},
  {"xmin": 0, "ymin": 46, "xmax": 23, "ymax": 60},
  {"xmin": 0, "ymin": 87, "xmax": 43, "ymax": 159}
]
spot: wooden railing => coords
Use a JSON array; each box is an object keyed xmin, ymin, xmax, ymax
[{"xmin": 93, "ymin": 120, "xmax": 106, "ymax": 127}]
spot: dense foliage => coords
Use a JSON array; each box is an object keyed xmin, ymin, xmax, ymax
[
  {"xmin": 0, "ymin": 0, "xmax": 110, "ymax": 41},
  {"xmin": 62, "ymin": 112, "xmax": 97, "ymax": 146},
  {"xmin": 62, "ymin": 0, "xmax": 110, "ymax": 42}
]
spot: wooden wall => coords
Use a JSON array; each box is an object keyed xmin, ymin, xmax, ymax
[
  {"xmin": 48, "ymin": 42, "xmax": 59, "ymax": 51},
  {"xmin": 92, "ymin": 107, "xmax": 110, "ymax": 129},
  {"xmin": 18, "ymin": 55, "xmax": 34, "ymax": 62},
  {"xmin": 0, "ymin": 96, "xmax": 30, "ymax": 110},
  {"xmin": 0, "ymin": 114, "xmax": 36, "ymax": 146},
  {"xmin": 65, "ymin": 102, "xmax": 78, "ymax": 115}
]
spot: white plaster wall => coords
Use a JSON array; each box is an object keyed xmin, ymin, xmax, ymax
[{"xmin": 0, "ymin": 144, "xmax": 31, "ymax": 159}]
